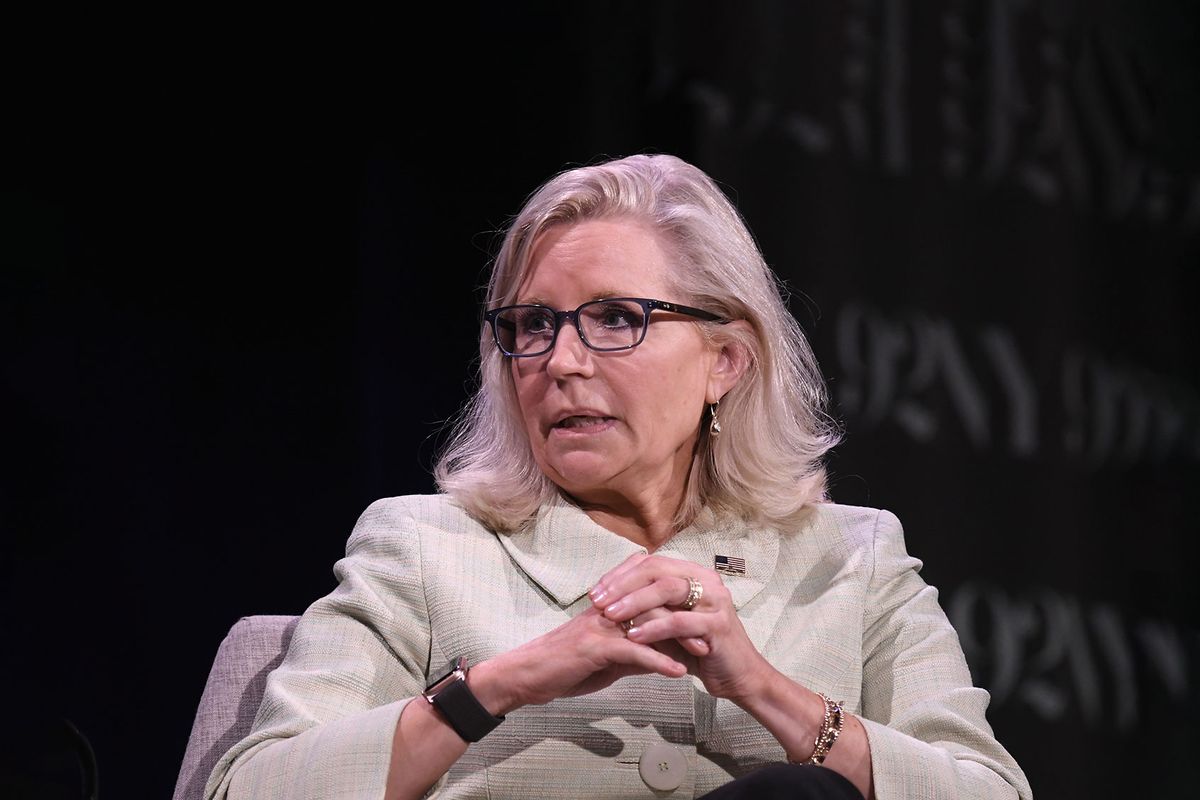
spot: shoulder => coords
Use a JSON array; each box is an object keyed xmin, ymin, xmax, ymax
[
  {"xmin": 345, "ymin": 494, "xmax": 497, "ymax": 554},
  {"xmin": 789, "ymin": 502, "xmax": 901, "ymax": 551},
  {"xmin": 356, "ymin": 493, "xmax": 486, "ymax": 527},
  {"xmin": 771, "ymin": 502, "xmax": 914, "ymax": 584}
]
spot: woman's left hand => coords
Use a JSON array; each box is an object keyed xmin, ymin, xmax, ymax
[{"xmin": 588, "ymin": 553, "xmax": 776, "ymax": 702}]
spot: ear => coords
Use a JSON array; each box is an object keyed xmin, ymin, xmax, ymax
[{"xmin": 705, "ymin": 320, "xmax": 754, "ymax": 404}]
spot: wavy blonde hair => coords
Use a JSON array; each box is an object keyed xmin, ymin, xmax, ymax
[{"xmin": 434, "ymin": 153, "xmax": 840, "ymax": 533}]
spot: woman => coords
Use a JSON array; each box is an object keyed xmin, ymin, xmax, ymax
[{"xmin": 205, "ymin": 154, "xmax": 1031, "ymax": 799}]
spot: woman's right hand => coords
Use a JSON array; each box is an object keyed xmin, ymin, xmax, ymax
[
  {"xmin": 467, "ymin": 605, "xmax": 688, "ymax": 715},
  {"xmin": 387, "ymin": 609, "xmax": 685, "ymax": 800}
]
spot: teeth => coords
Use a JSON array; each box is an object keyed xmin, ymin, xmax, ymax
[{"xmin": 559, "ymin": 416, "xmax": 607, "ymax": 428}]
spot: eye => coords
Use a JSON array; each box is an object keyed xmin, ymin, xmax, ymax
[
  {"xmin": 591, "ymin": 302, "xmax": 644, "ymax": 330},
  {"xmin": 517, "ymin": 308, "xmax": 555, "ymax": 335}
]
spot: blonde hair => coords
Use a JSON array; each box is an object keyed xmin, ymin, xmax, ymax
[{"xmin": 434, "ymin": 153, "xmax": 840, "ymax": 532}]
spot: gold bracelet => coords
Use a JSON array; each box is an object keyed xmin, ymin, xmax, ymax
[{"xmin": 804, "ymin": 693, "xmax": 845, "ymax": 765}]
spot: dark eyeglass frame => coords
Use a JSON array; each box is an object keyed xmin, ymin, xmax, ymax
[{"xmin": 484, "ymin": 297, "xmax": 724, "ymax": 358}]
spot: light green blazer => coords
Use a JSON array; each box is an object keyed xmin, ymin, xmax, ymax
[{"xmin": 205, "ymin": 494, "xmax": 1032, "ymax": 799}]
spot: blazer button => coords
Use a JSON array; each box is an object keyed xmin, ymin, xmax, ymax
[{"xmin": 638, "ymin": 742, "xmax": 687, "ymax": 792}]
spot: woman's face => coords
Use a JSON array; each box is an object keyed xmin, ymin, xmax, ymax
[{"xmin": 510, "ymin": 218, "xmax": 722, "ymax": 513}]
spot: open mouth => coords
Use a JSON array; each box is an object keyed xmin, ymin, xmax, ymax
[{"xmin": 553, "ymin": 415, "xmax": 615, "ymax": 429}]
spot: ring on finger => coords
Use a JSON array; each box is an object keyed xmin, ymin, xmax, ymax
[
  {"xmin": 680, "ymin": 576, "xmax": 703, "ymax": 610},
  {"xmin": 619, "ymin": 619, "xmax": 634, "ymax": 634}
]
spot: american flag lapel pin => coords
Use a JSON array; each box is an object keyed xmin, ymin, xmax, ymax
[{"xmin": 714, "ymin": 554, "xmax": 746, "ymax": 575}]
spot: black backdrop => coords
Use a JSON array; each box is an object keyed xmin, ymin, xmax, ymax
[{"xmin": 4, "ymin": 4, "xmax": 1198, "ymax": 798}]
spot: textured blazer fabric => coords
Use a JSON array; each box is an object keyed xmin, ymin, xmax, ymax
[{"xmin": 205, "ymin": 495, "xmax": 1032, "ymax": 799}]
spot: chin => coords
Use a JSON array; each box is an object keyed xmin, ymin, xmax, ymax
[{"xmin": 544, "ymin": 454, "xmax": 621, "ymax": 494}]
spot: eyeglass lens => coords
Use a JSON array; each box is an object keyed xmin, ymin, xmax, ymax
[{"xmin": 494, "ymin": 299, "xmax": 647, "ymax": 355}]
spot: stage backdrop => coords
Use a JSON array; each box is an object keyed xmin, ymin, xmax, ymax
[{"xmin": 3, "ymin": 3, "xmax": 1197, "ymax": 798}]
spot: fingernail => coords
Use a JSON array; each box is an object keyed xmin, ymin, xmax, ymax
[
  {"xmin": 590, "ymin": 587, "xmax": 607, "ymax": 604},
  {"xmin": 625, "ymin": 626, "xmax": 640, "ymax": 637},
  {"xmin": 605, "ymin": 600, "xmax": 625, "ymax": 615}
]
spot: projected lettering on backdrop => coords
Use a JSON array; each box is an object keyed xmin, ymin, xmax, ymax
[
  {"xmin": 948, "ymin": 582, "xmax": 1191, "ymax": 731},
  {"xmin": 651, "ymin": 0, "xmax": 1200, "ymax": 230},
  {"xmin": 834, "ymin": 301, "xmax": 1200, "ymax": 467}
]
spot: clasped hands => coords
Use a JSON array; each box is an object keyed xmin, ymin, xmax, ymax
[
  {"xmin": 586, "ymin": 552, "xmax": 771, "ymax": 702},
  {"xmin": 485, "ymin": 552, "xmax": 775, "ymax": 714}
]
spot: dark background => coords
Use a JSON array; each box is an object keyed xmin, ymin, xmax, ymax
[{"xmin": 4, "ymin": 3, "xmax": 1198, "ymax": 798}]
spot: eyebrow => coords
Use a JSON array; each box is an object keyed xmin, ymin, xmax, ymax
[{"xmin": 519, "ymin": 290, "xmax": 631, "ymax": 307}]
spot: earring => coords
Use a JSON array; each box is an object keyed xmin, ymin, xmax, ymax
[{"xmin": 709, "ymin": 401, "xmax": 722, "ymax": 437}]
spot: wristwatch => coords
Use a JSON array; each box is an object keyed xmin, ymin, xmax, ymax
[{"xmin": 422, "ymin": 656, "xmax": 505, "ymax": 742}]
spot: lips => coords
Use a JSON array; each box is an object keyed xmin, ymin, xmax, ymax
[{"xmin": 553, "ymin": 415, "xmax": 615, "ymax": 429}]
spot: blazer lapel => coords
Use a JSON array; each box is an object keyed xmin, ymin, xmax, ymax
[
  {"xmin": 498, "ymin": 499, "xmax": 780, "ymax": 611},
  {"xmin": 498, "ymin": 497, "xmax": 646, "ymax": 607}
]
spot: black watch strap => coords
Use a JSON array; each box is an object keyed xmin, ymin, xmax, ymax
[{"xmin": 423, "ymin": 657, "xmax": 505, "ymax": 742}]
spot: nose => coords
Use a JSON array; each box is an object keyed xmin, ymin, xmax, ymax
[{"xmin": 545, "ymin": 315, "xmax": 594, "ymax": 379}]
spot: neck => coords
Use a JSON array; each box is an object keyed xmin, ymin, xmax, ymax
[
  {"xmin": 565, "ymin": 484, "xmax": 686, "ymax": 551},
  {"xmin": 580, "ymin": 504, "xmax": 678, "ymax": 551},
  {"xmin": 558, "ymin": 444, "xmax": 701, "ymax": 550}
]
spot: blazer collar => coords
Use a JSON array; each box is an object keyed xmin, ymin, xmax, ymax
[{"xmin": 498, "ymin": 496, "xmax": 780, "ymax": 610}]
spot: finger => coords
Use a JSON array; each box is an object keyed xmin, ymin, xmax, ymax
[
  {"xmin": 588, "ymin": 607, "xmax": 685, "ymax": 670},
  {"xmin": 675, "ymin": 575, "xmax": 705, "ymax": 611},
  {"xmin": 627, "ymin": 607, "xmax": 710, "ymax": 657},
  {"xmin": 602, "ymin": 554, "xmax": 688, "ymax": 593},
  {"xmin": 589, "ymin": 552, "xmax": 650, "ymax": 606},
  {"xmin": 610, "ymin": 607, "xmax": 701, "ymax": 659},
  {"xmin": 611, "ymin": 605, "xmax": 666, "ymax": 636},
  {"xmin": 601, "ymin": 573, "xmax": 706, "ymax": 622},
  {"xmin": 629, "ymin": 623, "xmax": 709, "ymax": 657},
  {"xmin": 601, "ymin": 577, "xmax": 682, "ymax": 621},
  {"xmin": 592, "ymin": 554, "xmax": 687, "ymax": 608},
  {"xmin": 595, "ymin": 555, "xmax": 717, "ymax": 612},
  {"xmin": 625, "ymin": 610, "xmax": 713, "ymax": 645},
  {"xmin": 608, "ymin": 635, "xmax": 688, "ymax": 678}
]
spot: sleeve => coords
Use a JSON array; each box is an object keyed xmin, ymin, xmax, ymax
[
  {"xmin": 857, "ymin": 509, "xmax": 1033, "ymax": 800},
  {"xmin": 203, "ymin": 498, "xmax": 440, "ymax": 800}
]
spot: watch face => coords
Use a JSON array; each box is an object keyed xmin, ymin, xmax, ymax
[
  {"xmin": 419, "ymin": 654, "xmax": 502, "ymax": 742},
  {"xmin": 425, "ymin": 656, "xmax": 467, "ymax": 695}
]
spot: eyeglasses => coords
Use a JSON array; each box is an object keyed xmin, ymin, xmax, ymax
[{"xmin": 485, "ymin": 297, "xmax": 723, "ymax": 358}]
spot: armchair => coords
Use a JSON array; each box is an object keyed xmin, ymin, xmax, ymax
[{"xmin": 172, "ymin": 615, "xmax": 299, "ymax": 800}]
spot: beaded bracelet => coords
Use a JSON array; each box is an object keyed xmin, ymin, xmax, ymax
[{"xmin": 805, "ymin": 693, "xmax": 845, "ymax": 765}]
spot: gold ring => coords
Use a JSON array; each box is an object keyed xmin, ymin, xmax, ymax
[
  {"xmin": 619, "ymin": 619, "xmax": 634, "ymax": 634},
  {"xmin": 680, "ymin": 577, "xmax": 703, "ymax": 610}
]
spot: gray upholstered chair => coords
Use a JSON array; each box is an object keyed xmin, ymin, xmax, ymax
[{"xmin": 173, "ymin": 615, "xmax": 300, "ymax": 800}]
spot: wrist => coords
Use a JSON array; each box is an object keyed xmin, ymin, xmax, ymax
[
  {"xmin": 736, "ymin": 672, "xmax": 828, "ymax": 764},
  {"xmin": 725, "ymin": 656, "xmax": 786, "ymax": 710},
  {"xmin": 799, "ymin": 693, "xmax": 846, "ymax": 765},
  {"xmin": 464, "ymin": 656, "xmax": 521, "ymax": 717},
  {"xmin": 422, "ymin": 656, "xmax": 505, "ymax": 742}
]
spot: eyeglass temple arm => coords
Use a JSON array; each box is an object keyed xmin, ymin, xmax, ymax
[{"xmin": 651, "ymin": 300, "xmax": 723, "ymax": 322}]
